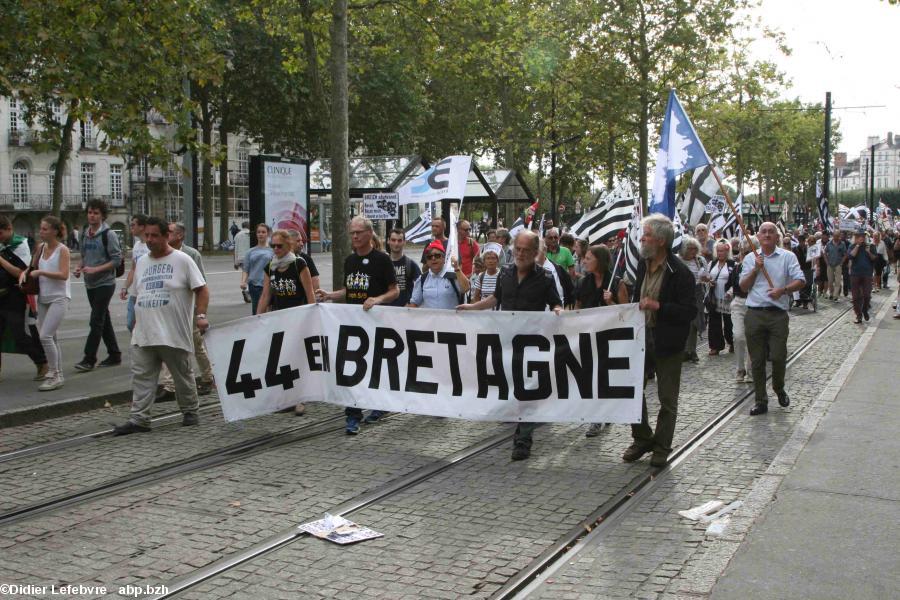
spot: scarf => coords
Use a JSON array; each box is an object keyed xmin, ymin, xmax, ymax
[{"xmin": 269, "ymin": 251, "xmax": 297, "ymax": 271}]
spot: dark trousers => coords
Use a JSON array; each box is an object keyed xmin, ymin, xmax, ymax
[
  {"xmin": 874, "ymin": 264, "xmax": 884, "ymax": 288},
  {"xmin": 248, "ymin": 283, "xmax": 263, "ymax": 315},
  {"xmin": 83, "ymin": 284, "xmax": 120, "ymax": 363},
  {"xmin": 513, "ymin": 422, "xmax": 540, "ymax": 449},
  {"xmin": 745, "ymin": 308, "xmax": 789, "ymax": 405},
  {"xmin": 0, "ymin": 304, "xmax": 47, "ymax": 365},
  {"xmin": 708, "ymin": 310, "xmax": 733, "ymax": 351},
  {"xmin": 631, "ymin": 351, "xmax": 682, "ymax": 456},
  {"xmin": 842, "ymin": 263, "xmax": 851, "ymax": 295},
  {"xmin": 850, "ymin": 275, "xmax": 872, "ymax": 318},
  {"xmin": 346, "ymin": 407, "xmax": 363, "ymax": 419}
]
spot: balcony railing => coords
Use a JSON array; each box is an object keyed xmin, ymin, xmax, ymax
[
  {"xmin": 0, "ymin": 194, "xmax": 89, "ymax": 211},
  {"xmin": 8, "ymin": 130, "xmax": 34, "ymax": 146}
]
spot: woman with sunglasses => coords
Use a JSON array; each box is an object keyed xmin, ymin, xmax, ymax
[
  {"xmin": 408, "ymin": 240, "xmax": 470, "ymax": 309},
  {"xmin": 257, "ymin": 229, "xmax": 315, "ymax": 314}
]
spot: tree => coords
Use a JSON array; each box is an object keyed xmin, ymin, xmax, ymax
[{"xmin": 0, "ymin": 0, "xmax": 225, "ymax": 216}]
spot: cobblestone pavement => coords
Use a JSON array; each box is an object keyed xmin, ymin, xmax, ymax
[
  {"xmin": 0, "ymin": 294, "xmax": 874, "ymax": 600},
  {"xmin": 173, "ymin": 300, "xmax": 867, "ymax": 600}
]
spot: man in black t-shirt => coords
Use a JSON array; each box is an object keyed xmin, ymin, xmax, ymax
[
  {"xmin": 316, "ymin": 216, "xmax": 398, "ymax": 434},
  {"xmin": 387, "ymin": 227, "xmax": 421, "ymax": 307}
]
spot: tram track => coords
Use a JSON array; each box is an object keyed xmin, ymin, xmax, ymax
[
  {"xmin": 0, "ymin": 413, "xmax": 347, "ymax": 527},
  {"xmin": 143, "ymin": 304, "xmax": 855, "ymax": 600},
  {"xmin": 0, "ymin": 402, "xmax": 223, "ymax": 465}
]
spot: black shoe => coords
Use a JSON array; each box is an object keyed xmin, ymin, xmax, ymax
[
  {"xmin": 113, "ymin": 421, "xmax": 151, "ymax": 436},
  {"xmin": 182, "ymin": 413, "xmax": 199, "ymax": 426},
  {"xmin": 155, "ymin": 386, "xmax": 176, "ymax": 402},
  {"xmin": 749, "ymin": 403, "xmax": 768, "ymax": 416},
  {"xmin": 98, "ymin": 355, "xmax": 122, "ymax": 367},
  {"xmin": 650, "ymin": 452, "xmax": 669, "ymax": 468},
  {"xmin": 511, "ymin": 444, "xmax": 531, "ymax": 461},
  {"xmin": 74, "ymin": 360, "xmax": 95, "ymax": 372},
  {"xmin": 777, "ymin": 391, "xmax": 790, "ymax": 407},
  {"xmin": 622, "ymin": 443, "xmax": 652, "ymax": 462},
  {"xmin": 863, "ymin": 310, "xmax": 870, "ymax": 321}
]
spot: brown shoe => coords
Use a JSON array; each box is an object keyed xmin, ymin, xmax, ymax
[
  {"xmin": 622, "ymin": 443, "xmax": 653, "ymax": 462},
  {"xmin": 294, "ymin": 403, "xmax": 306, "ymax": 416},
  {"xmin": 34, "ymin": 363, "xmax": 49, "ymax": 381}
]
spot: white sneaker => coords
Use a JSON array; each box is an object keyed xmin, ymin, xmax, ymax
[
  {"xmin": 39, "ymin": 373, "xmax": 64, "ymax": 392},
  {"xmin": 735, "ymin": 369, "xmax": 746, "ymax": 382}
]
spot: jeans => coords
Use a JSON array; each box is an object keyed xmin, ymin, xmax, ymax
[
  {"xmin": 38, "ymin": 297, "xmax": 69, "ymax": 374},
  {"xmin": 84, "ymin": 284, "xmax": 120, "ymax": 363},
  {"xmin": 248, "ymin": 283, "xmax": 263, "ymax": 315}
]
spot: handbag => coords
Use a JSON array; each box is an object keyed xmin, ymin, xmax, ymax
[{"xmin": 18, "ymin": 244, "xmax": 41, "ymax": 296}]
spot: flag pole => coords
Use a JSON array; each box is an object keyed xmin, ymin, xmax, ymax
[
  {"xmin": 709, "ymin": 165, "xmax": 774, "ymax": 288},
  {"xmin": 607, "ymin": 246, "xmax": 623, "ymax": 292}
]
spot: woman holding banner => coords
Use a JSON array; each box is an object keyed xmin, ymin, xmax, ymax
[{"xmin": 576, "ymin": 244, "xmax": 627, "ymax": 438}]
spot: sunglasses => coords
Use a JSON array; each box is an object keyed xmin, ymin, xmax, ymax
[
  {"xmin": 426, "ymin": 253, "xmax": 445, "ymax": 260},
  {"xmin": 272, "ymin": 243, "xmax": 285, "ymax": 249}
]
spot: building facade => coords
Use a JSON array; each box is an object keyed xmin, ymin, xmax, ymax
[{"xmin": 836, "ymin": 132, "xmax": 900, "ymax": 193}]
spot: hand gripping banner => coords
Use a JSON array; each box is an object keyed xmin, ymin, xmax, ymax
[{"xmin": 204, "ymin": 303, "xmax": 646, "ymax": 424}]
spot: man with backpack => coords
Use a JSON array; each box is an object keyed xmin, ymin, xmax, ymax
[
  {"xmin": 408, "ymin": 239, "xmax": 469, "ymax": 309},
  {"xmin": 74, "ymin": 199, "xmax": 123, "ymax": 371},
  {"xmin": 387, "ymin": 228, "xmax": 421, "ymax": 306}
]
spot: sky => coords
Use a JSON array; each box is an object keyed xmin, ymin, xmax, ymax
[{"xmin": 752, "ymin": 0, "xmax": 898, "ymax": 157}]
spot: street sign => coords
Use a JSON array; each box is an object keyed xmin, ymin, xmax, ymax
[{"xmin": 363, "ymin": 193, "xmax": 399, "ymax": 220}]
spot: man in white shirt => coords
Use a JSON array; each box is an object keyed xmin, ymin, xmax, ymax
[
  {"xmin": 113, "ymin": 216, "xmax": 209, "ymax": 435},
  {"xmin": 119, "ymin": 214, "xmax": 149, "ymax": 332},
  {"xmin": 740, "ymin": 222, "xmax": 806, "ymax": 416},
  {"xmin": 233, "ymin": 221, "xmax": 250, "ymax": 270}
]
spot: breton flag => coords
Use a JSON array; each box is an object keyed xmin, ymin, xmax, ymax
[
  {"xmin": 721, "ymin": 194, "xmax": 743, "ymax": 239},
  {"xmin": 672, "ymin": 212, "xmax": 685, "ymax": 254},
  {"xmin": 403, "ymin": 206, "xmax": 433, "ymax": 244},
  {"xmin": 846, "ymin": 204, "xmax": 869, "ymax": 222},
  {"xmin": 816, "ymin": 183, "xmax": 832, "ymax": 234},
  {"xmin": 570, "ymin": 185, "xmax": 634, "ymax": 244},
  {"xmin": 508, "ymin": 215, "xmax": 526, "ymax": 238},
  {"xmin": 649, "ymin": 91, "xmax": 712, "ymax": 219},
  {"xmin": 683, "ymin": 165, "xmax": 723, "ymax": 226},
  {"xmin": 838, "ymin": 203, "xmax": 850, "ymax": 219},
  {"xmin": 621, "ymin": 192, "xmax": 644, "ymax": 283}
]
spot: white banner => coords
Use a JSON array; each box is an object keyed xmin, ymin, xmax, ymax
[
  {"xmin": 205, "ymin": 303, "xmax": 646, "ymax": 424},
  {"xmin": 363, "ymin": 193, "xmax": 399, "ymax": 220},
  {"xmin": 397, "ymin": 155, "xmax": 471, "ymax": 206}
]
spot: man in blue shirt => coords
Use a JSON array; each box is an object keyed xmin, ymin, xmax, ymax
[
  {"xmin": 740, "ymin": 222, "xmax": 806, "ymax": 416},
  {"xmin": 847, "ymin": 230, "xmax": 877, "ymax": 323}
]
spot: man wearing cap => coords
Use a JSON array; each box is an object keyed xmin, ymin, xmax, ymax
[
  {"xmin": 458, "ymin": 229, "xmax": 562, "ymax": 461},
  {"xmin": 847, "ymin": 230, "xmax": 877, "ymax": 323},
  {"xmin": 740, "ymin": 221, "xmax": 806, "ymax": 416}
]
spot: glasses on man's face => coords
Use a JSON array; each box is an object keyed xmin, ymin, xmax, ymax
[
  {"xmin": 349, "ymin": 230, "xmax": 368, "ymax": 236},
  {"xmin": 426, "ymin": 253, "xmax": 444, "ymax": 260},
  {"xmin": 272, "ymin": 243, "xmax": 284, "ymax": 249}
]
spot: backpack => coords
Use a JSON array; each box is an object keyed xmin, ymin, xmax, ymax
[
  {"xmin": 418, "ymin": 270, "xmax": 464, "ymax": 304},
  {"xmin": 81, "ymin": 228, "xmax": 125, "ymax": 277}
]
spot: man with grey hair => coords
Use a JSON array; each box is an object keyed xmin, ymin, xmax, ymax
[
  {"xmin": 623, "ymin": 214, "xmax": 697, "ymax": 467},
  {"xmin": 459, "ymin": 229, "xmax": 562, "ymax": 461},
  {"xmin": 740, "ymin": 221, "xmax": 806, "ymax": 415},
  {"xmin": 545, "ymin": 227, "xmax": 576, "ymax": 279},
  {"xmin": 316, "ymin": 215, "xmax": 398, "ymax": 434}
]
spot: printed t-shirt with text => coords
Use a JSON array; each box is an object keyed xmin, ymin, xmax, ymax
[
  {"xmin": 264, "ymin": 257, "xmax": 309, "ymax": 310},
  {"xmin": 133, "ymin": 249, "xmax": 206, "ymax": 353},
  {"xmin": 390, "ymin": 256, "xmax": 421, "ymax": 307},
  {"xmin": 343, "ymin": 249, "xmax": 396, "ymax": 305}
]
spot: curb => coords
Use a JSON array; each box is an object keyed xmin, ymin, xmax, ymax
[
  {"xmin": 0, "ymin": 389, "xmax": 133, "ymax": 429},
  {"xmin": 673, "ymin": 294, "xmax": 893, "ymax": 597}
]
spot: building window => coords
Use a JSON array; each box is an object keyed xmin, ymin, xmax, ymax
[
  {"xmin": 81, "ymin": 163, "xmax": 95, "ymax": 202},
  {"xmin": 237, "ymin": 142, "xmax": 250, "ymax": 182},
  {"xmin": 135, "ymin": 159, "xmax": 147, "ymax": 181},
  {"xmin": 82, "ymin": 116, "xmax": 94, "ymax": 147},
  {"xmin": 12, "ymin": 161, "xmax": 28, "ymax": 202},
  {"xmin": 110, "ymin": 164, "xmax": 123, "ymax": 204},
  {"xmin": 8, "ymin": 98, "xmax": 24, "ymax": 134},
  {"xmin": 51, "ymin": 100, "xmax": 64, "ymax": 125}
]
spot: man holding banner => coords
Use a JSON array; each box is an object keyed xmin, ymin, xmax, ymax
[
  {"xmin": 458, "ymin": 229, "xmax": 562, "ymax": 461},
  {"xmin": 315, "ymin": 216, "xmax": 398, "ymax": 434},
  {"xmin": 624, "ymin": 214, "xmax": 696, "ymax": 468}
]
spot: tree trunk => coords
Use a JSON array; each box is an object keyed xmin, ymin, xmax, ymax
[
  {"xmin": 606, "ymin": 123, "xmax": 615, "ymax": 190},
  {"xmin": 637, "ymin": 2, "xmax": 650, "ymax": 210},
  {"xmin": 329, "ymin": 0, "xmax": 350, "ymax": 289},
  {"xmin": 301, "ymin": 0, "xmax": 330, "ymax": 121},
  {"xmin": 199, "ymin": 98, "xmax": 214, "ymax": 251},
  {"xmin": 218, "ymin": 128, "xmax": 230, "ymax": 245},
  {"xmin": 51, "ymin": 101, "xmax": 78, "ymax": 217}
]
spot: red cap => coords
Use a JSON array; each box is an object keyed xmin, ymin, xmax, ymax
[
  {"xmin": 426, "ymin": 240, "xmax": 446, "ymax": 254},
  {"xmin": 617, "ymin": 230, "xmax": 626, "ymax": 239}
]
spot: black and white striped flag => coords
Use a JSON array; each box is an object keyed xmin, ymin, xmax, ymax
[
  {"xmin": 403, "ymin": 207, "xmax": 433, "ymax": 244},
  {"xmin": 570, "ymin": 188, "xmax": 634, "ymax": 243},
  {"xmin": 685, "ymin": 165, "xmax": 724, "ymax": 224},
  {"xmin": 816, "ymin": 183, "xmax": 832, "ymax": 234},
  {"xmin": 622, "ymin": 212, "xmax": 642, "ymax": 284},
  {"xmin": 722, "ymin": 194, "xmax": 743, "ymax": 239}
]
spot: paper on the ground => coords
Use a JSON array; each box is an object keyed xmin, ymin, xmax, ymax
[
  {"xmin": 678, "ymin": 500, "xmax": 724, "ymax": 521},
  {"xmin": 298, "ymin": 514, "xmax": 384, "ymax": 545},
  {"xmin": 705, "ymin": 516, "xmax": 731, "ymax": 538},
  {"xmin": 699, "ymin": 500, "xmax": 743, "ymax": 524}
]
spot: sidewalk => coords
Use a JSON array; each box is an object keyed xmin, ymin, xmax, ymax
[{"xmin": 712, "ymin": 304, "xmax": 900, "ymax": 599}]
